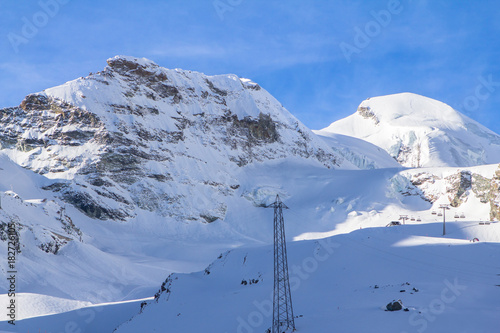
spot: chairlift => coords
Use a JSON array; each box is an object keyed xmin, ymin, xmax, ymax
[
  {"xmin": 410, "ymin": 216, "xmax": 415, "ymax": 221},
  {"xmin": 416, "ymin": 217, "xmax": 421, "ymax": 222},
  {"xmin": 431, "ymin": 211, "xmax": 437, "ymax": 215},
  {"xmin": 437, "ymin": 212, "xmax": 443, "ymax": 217},
  {"xmin": 454, "ymin": 214, "xmax": 459, "ymax": 219},
  {"xmin": 460, "ymin": 213, "xmax": 466, "ymax": 218}
]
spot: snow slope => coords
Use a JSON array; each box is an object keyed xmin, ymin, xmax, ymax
[
  {"xmin": 114, "ymin": 223, "xmax": 500, "ymax": 333},
  {"xmin": 0, "ymin": 154, "xmax": 226, "ymax": 305},
  {"xmin": 320, "ymin": 93, "xmax": 500, "ymax": 168},
  {"xmin": 3, "ymin": 297, "xmax": 151, "ymax": 333}
]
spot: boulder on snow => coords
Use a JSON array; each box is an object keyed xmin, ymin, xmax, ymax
[{"xmin": 386, "ymin": 300, "xmax": 403, "ymax": 311}]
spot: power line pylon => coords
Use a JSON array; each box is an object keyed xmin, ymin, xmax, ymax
[{"xmin": 267, "ymin": 195, "xmax": 295, "ymax": 333}]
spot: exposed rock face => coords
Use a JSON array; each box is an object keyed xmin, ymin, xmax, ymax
[
  {"xmin": 357, "ymin": 105, "xmax": 379, "ymax": 125},
  {"xmin": 0, "ymin": 56, "xmax": 345, "ymax": 221},
  {"xmin": 447, "ymin": 171, "xmax": 472, "ymax": 207},
  {"xmin": 488, "ymin": 168, "xmax": 500, "ymax": 221},
  {"xmin": 409, "ymin": 172, "xmax": 440, "ymax": 203},
  {"xmin": 403, "ymin": 165, "xmax": 500, "ymax": 221},
  {"xmin": 1, "ymin": 95, "xmax": 103, "ymax": 159},
  {"xmin": 407, "ymin": 170, "xmax": 476, "ymax": 206}
]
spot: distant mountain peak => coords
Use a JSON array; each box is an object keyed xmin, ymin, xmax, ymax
[
  {"xmin": 322, "ymin": 93, "xmax": 500, "ymax": 168},
  {"xmin": 356, "ymin": 93, "xmax": 463, "ymax": 127}
]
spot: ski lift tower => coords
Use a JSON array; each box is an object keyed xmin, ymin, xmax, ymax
[
  {"xmin": 439, "ymin": 204, "xmax": 450, "ymax": 236},
  {"xmin": 267, "ymin": 195, "xmax": 296, "ymax": 333},
  {"xmin": 399, "ymin": 215, "xmax": 409, "ymax": 225}
]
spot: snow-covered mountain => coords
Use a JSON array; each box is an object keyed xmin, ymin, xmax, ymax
[
  {"xmin": 3, "ymin": 58, "xmax": 500, "ymax": 333},
  {"xmin": 319, "ymin": 93, "xmax": 500, "ymax": 168},
  {"xmin": 1, "ymin": 55, "xmax": 350, "ymax": 223}
]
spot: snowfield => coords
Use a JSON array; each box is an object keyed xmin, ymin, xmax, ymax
[{"xmin": 113, "ymin": 223, "xmax": 500, "ymax": 333}]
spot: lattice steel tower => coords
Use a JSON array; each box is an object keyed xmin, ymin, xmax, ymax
[{"xmin": 267, "ymin": 195, "xmax": 295, "ymax": 333}]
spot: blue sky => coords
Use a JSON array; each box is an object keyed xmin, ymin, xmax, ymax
[{"xmin": 1, "ymin": 0, "xmax": 500, "ymax": 132}]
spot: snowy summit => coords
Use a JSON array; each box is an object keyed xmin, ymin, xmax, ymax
[{"xmin": 319, "ymin": 93, "xmax": 500, "ymax": 167}]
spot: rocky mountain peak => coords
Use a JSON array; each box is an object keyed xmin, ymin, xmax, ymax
[
  {"xmin": 0, "ymin": 56, "xmax": 347, "ymax": 222},
  {"xmin": 106, "ymin": 55, "xmax": 161, "ymax": 74}
]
